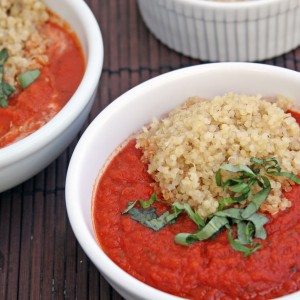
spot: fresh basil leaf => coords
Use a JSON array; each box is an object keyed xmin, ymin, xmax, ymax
[
  {"xmin": 121, "ymin": 200, "xmax": 138, "ymax": 214},
  {"xmin": 0, "ymin": 81, "xmax": 15, "ymax": 108},
  {"xmin": 128, "ymin": 207, "xmax": 157, "ymax": 222},
  {"xmin": 165, "ymin": 203, "xmax": 184, "ymax": 223},
  {"xmin": 2, "ymin": 81, "xmax": 15, "ymax": 96},
  {"xmin": 245, "ymin": 221, "xmax": 255, "ymax": 241},
  {"xmin": 222, "ymin": 178, "xmax": 244, "ymax": 190},
  {"xmin": 175, "ymin": 215, "xmax": 229, "ymax": 246},
  {"xmin": 18, "ymin": 69, "xmax": 40, "ymax": 90},
  {"xmin": 0, "ymin": 48, "xmax": 16, "ymax": 108},
  {"xmin": 126, "ymin": 207, "xmax": 175, "ymax": 231},
  {"xmin": 0, "ymin": 97, "xmax": 8, "ymax": 108},
  {"xmin": 255, "ymin": 175, "xmax": 270, "ymax": 190},
  {"xmin": 228, "ymin": 228, "xmax": 262, "ymax": 257},
  {"xmin": 216, "ymin": 166, "xmax": 255, "ymax": 188},
  {"xmin": 260, "ymin": 175, "xmax": 271, "ymax": 188},
  {"xmin": 215, "ymin": 208, "xmax": 268, "ymax": 241},
  {"xmin": 122, "ymin": 193, "xmax": 159, "ymax": 214},
  {"xmin": 0, "ymin": 65, "xmax": 4, "ymax": 82},
  {"xmin": 268, "ymin": 172, "xmax": 300, "ymax": 185},
  {"xmin": 218, "ymin": 192, "xmax": 251, "ymax": 210},
  {"xmin": 193, "ymin": 215, "xmax": 229, "ymax": 240},
  {"xmin": 241, "ymin": 186, "xmax": 271, "ymax": 219},
  {"xmin": 265, "ymin": 158, "xmax": 281, "ymax": 173},
  {"xmin": 174, "ymin": 233, "xmax": 198, "ymax": 246},
  {"xmin": 219, "ymin": 164, "xmax": 256, "ymax": 177},
  {"xmin": 0, "ymin": 48, "xmax": 9, "ymax": 65},
  {"xmin": 139, "ymin": 193, "xmax": 157, "ymax": 208},
  {"xmin": 230, "ymin": 182, "xmax": 251, "ymax": 194},
  {"xmin": 215, "ymin": 169, "xmax": 222, "ymax": 186},
  {"xmin": 171, "ymin": 202, "xmax": 205, "ymax": 228},
  {"xmin": 218, "ymin": 197, "xmax": 235, "ymax": 210},
  {"xmin": 215, "ymin": 208, "xmax": 243, "ymax": 220},
  {"xmin": 235, "ymin": 192, "xmax": 252, "ymax": 202},
  {"xmin": 247, "ymin": 213, "xmax": 268, "ymax": 239},
  {"xmin": 143, "ymin": 210, "xmax": 174, "ymax": 231},
  {"xmin": 250, "ymin": 157, "xmax": 280, "ymax": 170},
  {"xmin": 236, "ymin": 222, "xmax": 252, "ymax": 245},
  {"xmin": 250, "ymin": 157, "xmax": 271, "ymax": 166}
]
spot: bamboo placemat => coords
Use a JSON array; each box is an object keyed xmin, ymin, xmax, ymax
[{"xmin": 1, "ymin": 0, "xmax": 300, "ymax": 299}]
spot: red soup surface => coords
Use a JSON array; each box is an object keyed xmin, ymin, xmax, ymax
[
  {"xmin": 93, "ymin": 111, "xmax": 300, "ymax": 300},
  {"xmin": 0, "ymin": 12, "xmax": 85, "ymax": 148}
]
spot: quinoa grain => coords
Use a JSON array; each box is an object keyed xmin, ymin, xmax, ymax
[
  {"xmin": 136, "ymin": 93, "xmax": 300, "ymax": 218},
  {"xmin": 0, "ymin": 0, "xmax": 49, "ymax": 85}
]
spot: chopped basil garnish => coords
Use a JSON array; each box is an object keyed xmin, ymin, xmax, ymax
[
  {"xmin": 268, "ymin": 171, "xmax": 300, "ymax": 184},
  {"xmin": 0, "ymin": 48, "xmax": 41, "ymax": 108},
  {"xmin": 122, "ymin": 193, "xmax": 206, "ymax": 231},
  {"xmin": 0, "ymin": 81, "xmax": 15, "ymax": 108},
  {"xmin": 18, "ymin": 69, "xmax": 40, "ymax": 90},
  {"xmin": 124, "ymin": 206, "xmax": 175, "ymax": 231},
  {"xmin": 122, "ymin": 158, "xmax": 300, "ymax": 257},
  {"xmin": 0, "ymin": 48, "xmax": 9, "ymax": 65},
  {"xmin": 241, "ymin": 186, "xmax": 271, "ymax": 219},
  {"xmin": 0, "ymin": 48, "xmax": 15, "ymax": 108},
  {"xmin": 250, "ymin": 158, "xmax": 300, "ymax": 185},
  {"xmin": 121, "ymin": 193, "xmax": 158, "ymax": 215},
  {"xmin": 175, "ymin": 215, "xmax": 229, "ymax": 246},
  {"xmin": 227, "ymin": 228, "xmax": 262, "ymax": 257},
  {"xmin": 175, "ymin": 208, "xmax": 269, "ymax": 257},
  {"xmin": 168, "ymin": 202, "xmax": 205, "ymax": 228}
]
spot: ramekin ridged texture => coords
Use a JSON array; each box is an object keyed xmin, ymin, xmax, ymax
[{"xmin": 137, "ymin": 0, "xmax": 300, "ymax": 62}]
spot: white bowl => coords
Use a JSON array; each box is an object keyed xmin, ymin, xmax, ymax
[
  {"xmin": 66, "ymin": 63, "xmax": 300, "ymax": 300},
  {"xmin": 137, "ymin": 0, "xmax": 300, "ymax": 62},
  {"xmin": 0, "ymin": 0, "xmax": 103, "ymax": 192}
]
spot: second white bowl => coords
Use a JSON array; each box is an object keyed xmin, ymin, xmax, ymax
[{"xmin": 0, "ymin": 0, "xmax": 103, "ymax": 192}]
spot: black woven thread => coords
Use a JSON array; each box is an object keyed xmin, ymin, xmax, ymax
[{"xmin": 101, "ymin": 56, "xmax": 300, "ymax": 74}]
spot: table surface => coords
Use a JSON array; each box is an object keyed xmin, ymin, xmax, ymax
[{"xmin": 1, "ymin": 0, "xmax": 300, "ymax": 299}]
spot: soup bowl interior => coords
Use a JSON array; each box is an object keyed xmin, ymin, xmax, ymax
[
  {"xmin": 66, "ymin": 63, "xmax": 300, "ymax": 300},
  {"xmin": 0, "ymin": 0, "xmax": 103, "ymax": 192}
]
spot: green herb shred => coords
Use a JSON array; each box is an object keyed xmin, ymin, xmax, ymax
[
  {"xmin": 0, "ymin": 48, "xmax": 15, "ymax": 108},
  {"xmin": 122, "ymin": 157, "xmax": 300, "ymax": 257},
  {"xmin": 0, "ymin": 48, "xmax": 41, "ymax": 108},
  {"xmin": 18, "ymin": 69, "xmax": 41, "ymax": 90}
]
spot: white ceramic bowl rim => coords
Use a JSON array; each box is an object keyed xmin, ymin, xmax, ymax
[
  {"xmin": 171, "ymin": 0, "xmax": 288, "ymax": 9},
  {"xmin": 0, "ymin": 0, "xmax": 103, "ymax": 167},
  {"xmin": 66, "ymin": 62, "xmax": 300, "ymax": 300}
]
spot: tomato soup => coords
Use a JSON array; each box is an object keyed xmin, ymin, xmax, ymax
[
  {"xmin": 0, "ymin": 13, "xmax": 85, "ymax": 148},
  {"xmin": 93, "ymin": 112, "xmax": 300, "ymax": 299}
]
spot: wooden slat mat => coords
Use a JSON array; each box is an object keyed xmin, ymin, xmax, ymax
[{"xmin": 1, "ymin": 0, "xmax": 300, "ymax": 299}]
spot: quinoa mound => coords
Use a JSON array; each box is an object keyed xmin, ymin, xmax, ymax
[
  {"xmin": 136, "ymin": 93, "xmax": 300, "ymax": 218},
  {"xmin": 0, "ymin": 0, "xmax": 49, "ymax": 85}
]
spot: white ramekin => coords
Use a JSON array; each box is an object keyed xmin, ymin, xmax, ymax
[
  {"xmin": 137, "ymin": 0, "xmax": 300, "ymax": 62},
  {"xmin": 66, "ymin": 63, "xmax": 300, "ymax": 300}
]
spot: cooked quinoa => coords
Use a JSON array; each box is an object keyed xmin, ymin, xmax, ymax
[
  {"xmin": 0, "ymin": 0, "xmax": 49, "ymax": 85},
  {"xmin": 136, "ymin": 93, "xmax": 300, "ymax": 218}
]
